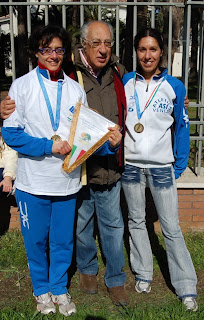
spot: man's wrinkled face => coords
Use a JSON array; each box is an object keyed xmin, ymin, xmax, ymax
[{"xmin": 83, "ymin": 22, "xmax": 112, "ymax": 73}]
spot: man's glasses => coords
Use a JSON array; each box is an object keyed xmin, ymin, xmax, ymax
[
  {"xmin": 83, "ymin": 38, "xmax": 114, "ymax": 48},
  {"xmin": 38, "ymin": 48, "xmax": 66, "ymax": 55}
]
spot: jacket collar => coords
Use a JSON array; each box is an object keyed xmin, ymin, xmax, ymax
[
  {"xmin": 135, "ymin": 67, "xmax": 168, "ymax": 81},
  {"xmin": 37, "ymin": 61, "xmax": 64, "ymax": 81}
]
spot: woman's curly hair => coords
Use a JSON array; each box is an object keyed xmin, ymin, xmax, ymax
[{"xmin": 27, "ymin": 24, "xmax": 71, "ymax": 67}]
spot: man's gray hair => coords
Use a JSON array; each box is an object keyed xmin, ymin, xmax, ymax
[{"xmin": 80, "ymin": 20, "xmax": 114, "ymax": 43}]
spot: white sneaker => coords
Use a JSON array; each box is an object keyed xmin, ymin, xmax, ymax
[
  {"xmin": 135, "ymin": 280, "xmax": 151, "ymax": 294},
  {"xmin": 35, "ymin": 292, "xmax": 56, "ymax": 314},
  {"xmin": 52, "ymin": 293, "xmax": 76, "ymax": 316},
  {"xmin": 182, "ymin": 297, "xmax": 198, "ymax": 312}
]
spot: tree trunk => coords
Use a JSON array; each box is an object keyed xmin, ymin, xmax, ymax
[
  {"xmin": 0, "ymin": 35, "xmax": 6, "ymax": 79},
  {"xmin": 189, "ymin": 8, "xmax": 200, "ymax": 83},
  {"xmin": 123, "ymin": 1, "xmax": 148, "ymax": 71},
  {"xmin": 16, "ymin": 5, "xmax": 29, "ymax": 78}
]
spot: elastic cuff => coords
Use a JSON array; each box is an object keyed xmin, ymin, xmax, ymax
[
  {"xmin": 179, "ymin": 294, "xmax": 197, "ymax": 300},
  {"xmin": 108, "ymin": 141, "xmax": 120, "ymax": 153},
  {"xmin": 45, "ymin": 139, "xmax": 53, "ymax": 154},
  {"xmin": 50, "ymin": 287, "xmax": 68, "ymax": 295},
  {"xmin": 33, "ymin": 288, "xmax": 50, "ymax": 297},
  {"xmin": 3, "ymin": 171, "xmax": 15, "ymax": 179},
  {"xmin": 136, "ymin": 277, "xmax": 152, "ymax": 283}
]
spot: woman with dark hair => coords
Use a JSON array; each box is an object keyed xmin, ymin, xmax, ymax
[
  {"xmin": 1, "ymin": 24, "xmax": 121, "ymax": 316},
  {"xmin": 122, "ymin": 28, "xmax": 198, "ymax": 311}
]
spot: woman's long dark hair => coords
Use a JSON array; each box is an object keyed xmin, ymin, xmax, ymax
[
  {"xmin": 134, "ymin": 28, "xmax": 164, "ymax": 71},
  {"xmin": 134, "ymin": 28, "xmax": 164, "ymax": 52}
]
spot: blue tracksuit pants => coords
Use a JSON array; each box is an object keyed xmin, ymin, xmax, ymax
[{"xmin": 15, "ymin": 189, "xmax": 77, "ymax": 296}]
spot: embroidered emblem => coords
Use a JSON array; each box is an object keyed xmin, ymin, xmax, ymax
[
  {"xmin": 152, "ymin": 98, "xmax": 173, "ymax": 113},
  {"xmin": 19, "ymin": 201, "xmax": 29, "ymax": 229},
  {"xmin": 69, "ymin": 106, "xmax": 75, "ymax": 114},
  {"xmin": 67, "ymin": 106, "xmax": 75, "ymax": 122},
  {"xmin": 79, "ymin": 133, "xmax": 91, "ymax": 145},
  {"xmin": 183, "ymin": 108, "xmax": 189, "ymax": 128}
]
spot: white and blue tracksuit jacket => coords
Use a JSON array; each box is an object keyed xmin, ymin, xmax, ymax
[
  {"xmin": 2, "ymin": 67, "xmax": 118, "ymax": 196},
  {"xmin": 123, "ymin": 68, "xmax": 190, "ymax": 179}
]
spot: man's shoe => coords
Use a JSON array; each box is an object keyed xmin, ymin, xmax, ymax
[
  {"xmin": 52, "ymin": 293, "xmax": 76, "ymax": 316},
  {"xmin": 35, "ymin": 292, "xmax": 56, "ymax": 314},
  {"xmin": 107, "ymin": 286, "xmax": 129, "ymax": 306},
  {"xmin": 79, "ymin": 273, "xmax": 98, "ymax": 294},
  {"xmin": 135, "ymin": 280, "xmax": 151, "ymax": 294},
  {"xmin": 182, "ymin": 297, "xmax": 198, "ymax": 312}
]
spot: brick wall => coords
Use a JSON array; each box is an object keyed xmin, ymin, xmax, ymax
[
  {"xmin": 9, "ymin": 205, "xmax": 21, "ymax": 230},
  {"xmin": 154, "ymin": 188, "xmax": 204, "ymax": 233},
  {"xmin": 1, "ymin": 188, "xmax": 203, "ymax": 234}
]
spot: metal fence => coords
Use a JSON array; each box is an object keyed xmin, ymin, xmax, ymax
[{"xmin": 0, "ymin": 0, "xmax": 203, "ymax": 175}]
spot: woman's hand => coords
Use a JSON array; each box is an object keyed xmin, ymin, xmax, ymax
[
  {"xmin": 0, "ymin": 96, "xmax": 16, "ymax": 119},
  {"xmin": 184, "ymin": 96, "xmax": 189, "ymax": 109},
  {"xmin": 108, "ymin": 126, "xmax": 122, "ymax": 148},
  {"xmin": 52, "ymin": 140, "xmax": 72, "ymax": 155},
  {"xmin": 0, "ymin": 176, "xmax": 13, "ymax": 192}
]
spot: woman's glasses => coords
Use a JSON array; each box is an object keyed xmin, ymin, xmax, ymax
[{"xmin": 38, "ymin": 48, "xmax": 66, "ymax": 55}]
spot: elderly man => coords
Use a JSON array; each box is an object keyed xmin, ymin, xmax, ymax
[
  {"xmin": 70, "ymin": 20, "xmax": 128, "ymax": 306},
  {"xmin": 1, "ymin": 20, "xmax": 128, "ymax": 306}
]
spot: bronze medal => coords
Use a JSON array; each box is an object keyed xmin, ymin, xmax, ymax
[
  {"xmin": 51, "ymin": 134, "xmax": 62, "ymax": 142},
  {"xmin": 134, "ymin": 123, "xmax": 144, "ymax": 133}
]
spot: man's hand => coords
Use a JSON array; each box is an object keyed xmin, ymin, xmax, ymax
[
  {"xmin": 0, "ymin": 96, "xmax": 16, "ymax": 119},
  {"xmin": 52, "ymin": 140, "xmax": 72, "ymax": 155},
  {"xmin": 108, "ymin": 126, "xmax": 122, "ymax": 148},
  {"xmin": 184, "ymin": 96, "xmax": 189, "ymax": 109}
]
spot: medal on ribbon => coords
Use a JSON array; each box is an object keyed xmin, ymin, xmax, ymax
[
  {"xmin": 134, "ymin": 72, "xmax": 166, "ymax": 133},
  {"xmin": 37, "ymin": 67, "xmax": 63, "ymax": 139},
  {"xmin": 134, "ymin": 123, "xmax": 144, "ymax": 133},
  {"xmin": 51, "ymin": 134, "xmax": 62, "ymax": 141}
]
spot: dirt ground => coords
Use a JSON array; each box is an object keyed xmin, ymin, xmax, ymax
[{"xmin": 0, "ymin": 265, "xmax": 204, "ymax": 311}]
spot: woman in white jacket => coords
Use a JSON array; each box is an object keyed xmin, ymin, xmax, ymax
[{"xmin": 122, "ymin": 28, "xmax": 198, "ymax": 312}]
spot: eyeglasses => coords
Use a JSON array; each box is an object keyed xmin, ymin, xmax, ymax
[
  {"xmin": 38, "ymin": 48, "xmax": 66, "ymax": 55},
  {"xmin": 83, "ymin": 38, "xmax": 114, "ymax": 48}
]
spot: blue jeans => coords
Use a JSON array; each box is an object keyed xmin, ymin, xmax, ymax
[
  {"xmin": 122, "ymin": 164, "xmax": 197, "ymax": 298},
  {"xmin": 76, "ymin": 181, "xmax": 126, "ymax": 288}
]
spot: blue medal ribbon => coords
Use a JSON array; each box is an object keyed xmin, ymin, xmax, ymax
[
  {"xmin": 134, "ymin": 87, "xmax": 142, "ymax": 120},
  {"xmin": 37, "ymin": 67, "xmax": 63, "ymax": 131}
]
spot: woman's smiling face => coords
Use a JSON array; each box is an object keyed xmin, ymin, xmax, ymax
[
  {"xmin": 35, "ymin": 37, "xmax": 64, "ymax": 71},
  {"xmin": 137, "ymin": 36, "xmax": 163, "ymax": 80}
]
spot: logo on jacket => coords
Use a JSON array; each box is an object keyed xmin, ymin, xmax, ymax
[
  {"xmin": 127, "ymin": 101, "xmax": 135, "ymax": 112},
  {"xmin": 152, "ymin": 98, "xmax": 172, "ymax": 113},
  {"xmin": 67, "ymin": 105, "xmax": 75, "ymax": 122},
  {"xmin": 69, "ymin": 106, "xmax": 75, "ymax": 114},
  {"xmin": 183, "ymin": 108, "xmax": 189, "ymax": 127}
]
